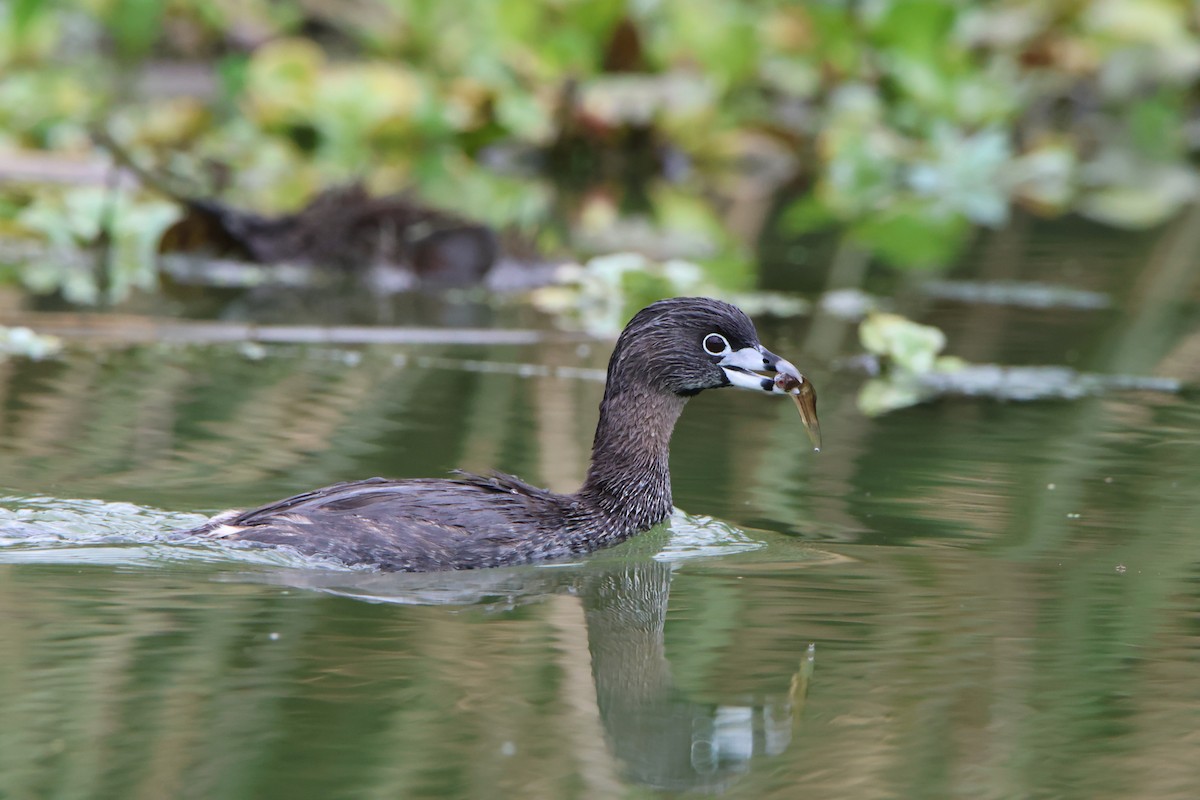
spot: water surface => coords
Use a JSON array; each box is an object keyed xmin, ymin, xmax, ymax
[{"xmin": 2, "ymin": 218, "xmax": 1200, "ymax": 799}]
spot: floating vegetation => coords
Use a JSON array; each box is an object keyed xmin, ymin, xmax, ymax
[
  {"xmin": 2, "ymin": 0, "xmax": 1199, "ymax": 307},
  {"xmin": 920, "ymin": 280, "xmax": 1113, "ymax": 310},
  {"xmin": 856, "ymin": 312, "xmax": 1183, "ymax": 415},
  {"xmin": 531, "ymin": 252, "xmax": 808, "ymax": 334},
  {"xmin": 917, "ymin": 364, "xmax": 1182, "ymax": 401},
  {"xmin": 13, "ymin": 185, "xmax": 180, "ymax": 303},
  {"xmin": 532, "ymin": 252, "xmax": 715, "ymax": 334},
  {"xmin": 0, "ymin": 326, "xmax": 62, "ymax": 360},
  {"xmin": 860, "ymin": 313, "xmax": 964, "ymax": 376}
]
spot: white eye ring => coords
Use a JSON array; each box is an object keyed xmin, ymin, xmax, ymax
[{"xmin": 702, "ymin": 333, "xmax": 730, "ymax": 356}]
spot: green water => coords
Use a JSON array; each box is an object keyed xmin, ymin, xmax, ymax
[{"xmin": 2, "ymin": 217, "xmax": 1200, "ymax": 799}]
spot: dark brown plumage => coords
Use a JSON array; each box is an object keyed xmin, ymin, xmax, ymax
[{"xmin": 181, "ymin": 297, "xmax": 817, "ymax": 571}]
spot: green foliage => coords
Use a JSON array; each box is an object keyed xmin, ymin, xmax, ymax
[
  {"xmin": 1, "ymin": 0, "xmax": 1200, "ymax": 298},
  {"xmin": 849, "ymin": 204, "xmax": 973, "ymax": 269},
  {"xmin": 105, "ymin": 0, "xmax": 167, "ymax": 61},
  {"xmin": 860, "ymin": 313, "xmax": 953, "ymax": 375},
  {"xmin": 532, "ymin": 252, "xmax": 714, "ymax": 334},
  {"xmin": 857, "ymin": 312, "xmax": 964, "ymax": 415},
  {"xmin": 778, "ymin": 0, "xmax": 1200, "ymax": 268},
  {"xmin": 0, "ymin": 325, "xmax": 62, "ymax": 359},
  {"xmin": 531, "ymin": 251, "xmax": 805, "ymax": 335},
  {"xmin": 14, "ymin": 187, "xmax": 180, "ymax": 303}
]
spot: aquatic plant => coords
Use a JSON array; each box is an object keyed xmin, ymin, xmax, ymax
[
  {"xmin": 1, "ymin": 0, "xmax": 1198, "ymax": 302},
  {"xmin": 0, "ymin": 325, "xmax": 62, "ymax": 360}
]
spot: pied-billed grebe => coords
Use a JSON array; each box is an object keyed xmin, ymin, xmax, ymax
[{"xmin": 184, "ymin": 298, "xmax": 819, "ymax": 571}]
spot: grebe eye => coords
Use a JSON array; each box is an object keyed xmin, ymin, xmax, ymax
[{"xmin": 703, "ymin": 333, "xmax": 730, "ymax": 356}]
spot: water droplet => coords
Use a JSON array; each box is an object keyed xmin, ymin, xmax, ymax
[
  {"xmin": 268, "ymin": 632, "xmax": 281, "ymax": 641},
  {"xmin": 1047, "ymin": 483, "xmax": 1056, "ymax": 490}
]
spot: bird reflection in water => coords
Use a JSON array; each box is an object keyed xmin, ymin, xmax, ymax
[{"xmin": 252, "ymin": 557, "xmax": 815, "ymax": 793}]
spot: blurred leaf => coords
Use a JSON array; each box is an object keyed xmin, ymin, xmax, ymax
[
  {"xmin": 857, "ymin": 375, "xmax": 926, "ymax": 416},
  {"xmin": 857, "ymin": 311, "xmax": 963, "ymax": 414},
  {"xmin": 15, "ymin": 187, "xmax": 179, "ymax": 303},
  {"xmin": 1009, "ymin": 141, "xmax": 1078, "ymax": 213},
  {"xmin": 1128, "ymin": 93, "xmax": 1184, "ymax": 160},
  {"xmin": 1084, "ymin": 0, "xmax": 1188, "ymax": 47},
  {"xmin": 0, "ymin": 325, "xmax": 61, "ymax": 360},
  {"xmin": 818, "ymin": 85, "xmax": 902, "ymax": 215},
  {"xmin": 0, "ymin": 68, "xmax": 98, "ymax": 147},
  {"xmin": 124, "ymin": 97, "xmax": 212, "ymax": 147},
  {"xmin": 886, "ymin": 55, "xmax": 955, "ymax": 114},
  {"xmin": 104, "ymin": 0, "xmax": 166, "ymax": 60},
  {"xmin": 870, "ymin": 0, "xmax": 957, "ymax": 60},
  {"xmin": 109, "ymin": 200, "xmax": 180, "ymax": 298},
  {"xmin": 533, "ymin": 253, "xmax": 710, "ymax": 334},
  {"xmin": 660, "ymin": 0, "xmax": 760, "ymax": 86},
  {"xmin": 849, "ymin": 204, "xmax": 972, "ymax": 269},
  {"xmin": 820, "ymin": 129, "xmax": 902, "ymax": 215},
  {"xmin": 11, "ymin": 0, "xmax": 42, "ymax": 33},
  {"xmin": 494, "ymin": 90, "xmax": 553, "ymax": 143},
  {"xmin": 580, "ymin": 73, "xmax": 714, "ymax": 127},
  {"xmin": 697, "ymin": 252, "xmax": 754, "ymax": 292},
  {"xmin": 779, "ymin": 196, "xmax": 836, "ymax": 236},
  {"xmin": 3, "ymin": 0, "xmax": 1200, "ymax": 307},
  {"xmin": 860, "ymin": 312, "xmax": 947, "ymax": 374},
  {"xmin": 311, "ymin": 64, "xmax": 424, "ymax": 164},
  {"xmin": 800, "ymin": 4, "xmax": 865, "ymax": 75},
  {"xmin": 242, "ymin": 38, "xmax": 324, "ymax": 127},
  {"xmin": 1079, "ymin": 150, "xmax": 1198, "ymax": 227},
  {"xmin": 1080, "ymin": 179, "xmax": 1197, "ymax": 228},
  {"xmin": 215, "ymin": 54, "xmax": 250, "ymax": 109},
  {"xmin": 907, "ymin": 125, "xmax": 1011, "ymax": 225},
  {"xmin": 1, "ymin": 1, "xmax": 59, "ymax": 63},
  {"xmin": 415, "ymin": 155, "xmax": 551, "ymax": 229}
]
